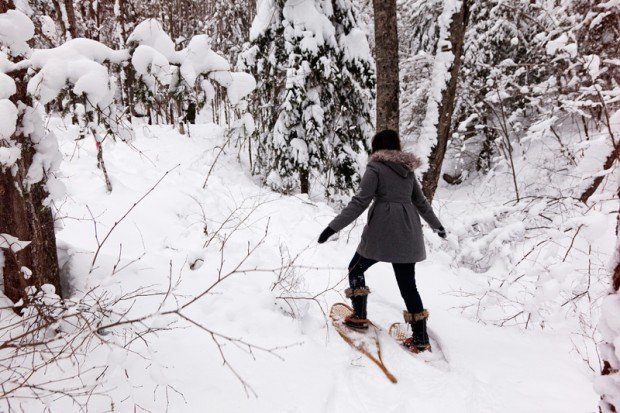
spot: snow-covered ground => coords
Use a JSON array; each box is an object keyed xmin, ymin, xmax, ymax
[{"xmin": 47, "ymin": 121, "xmax": 598, "ymax": 412}]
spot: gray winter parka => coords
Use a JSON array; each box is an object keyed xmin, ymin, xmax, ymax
[{"xmin": 328, "ymin": 150, "xmax": 443, "ymax": 263}]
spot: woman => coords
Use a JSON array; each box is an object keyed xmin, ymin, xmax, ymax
[{"xmin": 318, "ymin": 129, "xmax": 446, "ymax": 353}]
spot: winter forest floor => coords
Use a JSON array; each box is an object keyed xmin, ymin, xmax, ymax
[{"xmin": 40, "ymin": 121, "xmax": 599, "ymax": 412}]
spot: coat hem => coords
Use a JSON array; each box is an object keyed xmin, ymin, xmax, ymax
[{"xmin": 356, "ymin": 247, "xmax": 426, "ymax": 264}]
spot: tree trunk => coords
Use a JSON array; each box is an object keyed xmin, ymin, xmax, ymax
[
  {"xmin": 63, "ymin": 0, "xmax": 78, "ymax": 39},
  {"xmin": 422, "ymin": 0, "xmax": 469, "ymax": 201},
  {"xmin": 50, "ymin": 0, "xmax": 68, "ymax": 40},
  {"xmin": 580, "ymin": 144, "xmax": 619, "ymax": 204},
  {"xmin": 0, "ymin": 68, "xmax": 62, "ymax": 305},
  {"xmin": 249, "ymin": 0, "xmax": 257, "ymax": 21},
  {"xmin": 300, "ymin": 170, "xmax": 310, "ymax": 194},
  {"xmin": 372, "ymin": 0, "xmax": 399, "ymax": 133}
]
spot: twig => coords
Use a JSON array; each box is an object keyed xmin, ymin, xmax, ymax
[{"xmin": 89, "ymin": 165, "xmax": 180, "ymax": 273}]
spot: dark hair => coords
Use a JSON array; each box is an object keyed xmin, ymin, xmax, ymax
[{"xmin": 371, "ymin": 129, "xmax": 401, "ymax": 153}]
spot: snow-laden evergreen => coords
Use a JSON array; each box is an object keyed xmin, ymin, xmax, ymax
[{"xmin": 240, "ymin": 0, "xmax": 374, "ymax": 196}]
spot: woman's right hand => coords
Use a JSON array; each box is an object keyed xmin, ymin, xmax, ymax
[
  {"xmin": 435, "ymin": 226, "xmax": 447, "ymax": 239},
  {"xmin": 318, "ymin": 227, "xmax": 336, "ymax": 243}
]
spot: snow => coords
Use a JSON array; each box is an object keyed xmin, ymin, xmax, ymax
[
  {"xmin": 599, "ymin": 0, "xmax": 620, "ymax": 8},
  {"xmin": 0, "ymin": 233, "xmax": 31, "ymax": 252},
  {"xmin": 28, "ymin": 53, "xmax": 116, "ymax": 106},
  {"xmin": 339, "ymin": 27, "xmax": 371, "ymax": 62},
  {"xmin": 5, "ymin": 119, "xmax": 597, "ymax": 411},
  {"xmin": 25, "ymin": 39, "xmax": 135, "ymax": 109},
  {"xmin": 179, "ymin": 35, "xmax": 230, "ymax": 84},
  {"xmin": 0, "ymin": 72, "xmax": 15, "ymax": 98},
  {"xmin": 0, "ymin": 9, "xmax": 34, "ymax": 55},
  {"xmin": 127, "ymin": 19, "xmax": 252, "ymax": 103},
  {"xmin": 220, "ymin": 72, "xmax": 257, "ymax": 105},
  {"xmin": 0, "ymin": 146, "xmax": 19, "ymax": 167},
  {"xmin": 596, "ymin": 293, "xmax": 620, "ymax": 411},
  {"xmin": 0, "ymin": 4, "xmax": 615, "ymax": 411},
  {"xmin": 127, "ymin": 19, "xmax": 176, "ymax": 60},
  {"xmin": 282, "ymin": 0, "xmax": 337, "ymax": 53},
  {"xmin": 250, "ymin": 0, "xmax": 276, "ymax": 40},
  {"xmin": 585, "ymin": 54, "xmax": 602, "ymax": 80},
  {"xmin": 546, "ymin": 34, "xmax": 568, "ymax": 56},
  {"xmin": 0, "ymin": 99, "xmax": 21, "ymax": 169},
  {"xmin": 30, "ymin": 38, "xmax": 130, "ymax": 67},
  {"xmin": 0, "ymin": 51, "xmax": 12, "ymax": 73},
  {"xmin": 565, "ymin": 211, "xmax": 610, "ymax": 243},
  {"xmin": 40, "ymin": 15, "xmax": 57, "ymax": 38},
  {"xmin": 0, "ymin": 99, "xmax": 17, "ymax": 141},
  {"xmin": 128, "ymin": 20, "xmax": 232, "ymax": 82},
  {"xmin": 131, "ymin": 44, "xmax": 172, "ymax": 87},
  {"xmin": 8, "ymin": 105, "xmax": 64, "ymax": 200}
]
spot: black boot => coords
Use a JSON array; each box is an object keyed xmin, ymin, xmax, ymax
[
  {"xmin": 403, "ymin": 309, "xmax": 431, "ymax": 352},
  {"xmin": 344, "ymin": 287, "xmax": 370, "ymax": 330}
]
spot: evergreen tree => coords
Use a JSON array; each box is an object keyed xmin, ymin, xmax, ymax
[
  {"xmin": 328, "ymin": 0, "xmax": 375, "ymax": 197},
  {"xmin": 240, "ymin": 0, "xmax": 374, "ymax": 196}
]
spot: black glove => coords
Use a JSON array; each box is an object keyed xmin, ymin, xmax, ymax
[
  {"xmin": 435, "ymin": 226, "xmax": 447, "ymax": 239},
  {"xmin": 318, "ymin": 227, "xmax": 336, "ymax": 244}
]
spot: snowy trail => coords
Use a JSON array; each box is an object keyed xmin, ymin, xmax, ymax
[{"xmin": 53, "ymin": 122, "xmax": 597, "ymax": 412}]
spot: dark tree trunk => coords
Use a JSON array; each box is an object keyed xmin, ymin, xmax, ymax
[
  {"xmin": 300, "ymin": 170, "xmax": 310, "ymax": 194},
  {"xmin": 63, "ymin": 0, "xmax": 78, "ymax": 38},
  {"xmin": 372, "ymin": 0, "xmax": 399, "ymax": 133},
  {"xmin": 422, "ymin": 0, "xmax": 469, "ymax": 202},
  {"xmin": 0, "ymin": 68, "xmax": 62, "ymax": 305}
]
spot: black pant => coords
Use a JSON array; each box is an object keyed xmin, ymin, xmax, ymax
[{"xmin": 348, "ymin": 252, "xmax": 424, "ymax": 314}]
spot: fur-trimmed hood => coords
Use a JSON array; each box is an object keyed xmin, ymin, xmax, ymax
[{"xmin": 369, "ymin": 150, "xmax": 421, "ymax": 174}]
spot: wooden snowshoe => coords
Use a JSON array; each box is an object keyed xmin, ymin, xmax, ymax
[
  {"xmin": 389, "ymin": 322, "xmax": 449, "ymax": 368},
  {"xmin": 329, "ymin": 303, "xmax": 397, "ymax": 383}
]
